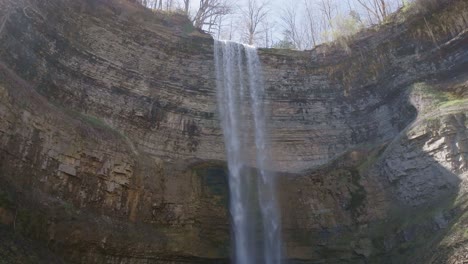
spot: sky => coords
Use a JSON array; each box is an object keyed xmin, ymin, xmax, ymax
[{"xmin": 188, "ymin": 0, "xmax": 408, "ymax": 47}]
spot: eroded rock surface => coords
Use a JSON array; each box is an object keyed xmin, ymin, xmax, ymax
[{"xmin": 0, "ymin": 0, "xmax": 467, "ymax": 263}]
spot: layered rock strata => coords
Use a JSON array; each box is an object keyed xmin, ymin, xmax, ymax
[{"xmin": 0, "ymin": 0, "xmax": 467, "ymax": 263}]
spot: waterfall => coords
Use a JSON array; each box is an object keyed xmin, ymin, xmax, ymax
[{"xmin": 214, "ymin": 40, "xmax": 282, "ymax": 264}]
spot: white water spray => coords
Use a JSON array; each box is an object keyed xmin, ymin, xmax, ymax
[{"xmin": 214, "ymin": 40, "xmax": 282, "ymax": 264}]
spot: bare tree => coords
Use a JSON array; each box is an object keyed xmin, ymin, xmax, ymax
[
  {"xmin": 261, "ymin": 17, "xmax": 276, "ymax": 48},
  {"xmin": 135, "ymin": 0, "xmax": 175, "ymax": 10},
  {"xmin": 315, "ymin": 0, "xmax": 337, "ymax": 42},
  {"xmin": 280, "ymin": 5, "xmax": 303, "ymax": 49},
  {"xmin": 136, "ymin": 0, "xmax": 148, "ymax": 7},
  {"xmin": 220, "ymin": 17, "xmax": 237, "ymax": 41},
  {"xmin": 192, "ymin": 0, "xmax": 232, "ymax": 29},
  {"xmin": 134, "ymin": 0, "xmax": 406, "ymax": 47},
  {"xmin": 241, "ymin": 0, "xmax": 270, "ymax": 45},
  {"xmin": 355, "ymin": 0, "xmax": 390, "ymax": 24},
  {"xmin": 317, "ymin": 0, "xmax": 336, "ymax": 29},
  {"xmin": 183, "ymin": 0, "xmax": 190, "ymax": 14},
  {"xmin": 303, "ymin": 0, "xmax": 320, "ymax": 48}
]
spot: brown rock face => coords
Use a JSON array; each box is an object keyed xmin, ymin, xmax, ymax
[{"xmin": 0, "ymin": 0, "xmax": 467, "ymax": 263}]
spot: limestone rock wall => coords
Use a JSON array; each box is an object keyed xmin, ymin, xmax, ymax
[
  {"xmin": 0, "ymin": 62, "xmax": 230, "ymax": 262},
  {"xmin": 0, "ymin": 0, "xmax": 467, "ymax": 263},
  {"xmin": 1, "ymin": 0, "xmax": 465, "ymax": 173}
]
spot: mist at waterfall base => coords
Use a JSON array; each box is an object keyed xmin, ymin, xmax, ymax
[{"xmin": 214, "ymin": 40, "xmax": 282, "ymax": 264}]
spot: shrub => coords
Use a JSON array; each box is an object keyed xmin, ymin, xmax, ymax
[{"xmin": 272, "ymin": 39, "xmax": 296, "ymax": 50}]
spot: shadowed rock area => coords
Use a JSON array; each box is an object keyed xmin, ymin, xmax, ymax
[{"xmin": 0, "ymin": 0, "xmax": 467, "ymax": 263}]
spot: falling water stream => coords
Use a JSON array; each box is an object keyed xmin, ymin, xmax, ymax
[{"xmin": 214, "ymin": 40, "xmax": 282, "ymax": 264}]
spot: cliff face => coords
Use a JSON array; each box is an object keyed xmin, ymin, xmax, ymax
[{"xmin": 0, "ymin": 0, "xmax": 467, "ymax": 263}]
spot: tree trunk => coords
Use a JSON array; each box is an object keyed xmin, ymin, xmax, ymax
[{"xmin": 184, "ymin": 0, "xmax": 190, "ymax": 14}]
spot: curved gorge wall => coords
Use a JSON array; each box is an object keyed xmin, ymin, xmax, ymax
[{"xmin": 0, "ymin": 0, "xmax": 467, "ymax": 263}]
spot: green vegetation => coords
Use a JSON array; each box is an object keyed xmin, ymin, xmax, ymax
[
  {"xmin": 62, "ymin": 201, "xmax": 76, "ymax": 216},
  {"xmin": 0, "ymin": 190, "xmax": 48, "ymax": 241},
  {"xmin": 439, "ymin": 98, "xmax": 468, "ymax": 108},
  {"xmin": 271, "ymin": 39, "xmax": 296, "ymax": 50},
  {"xmin": 0, "ymin": 226, "xmax": 60, "ymax": 264},
  {"xmin": 0, "ymin": 191, "xmax": 14, "ymax": 210},
  {"xmin": 182, "ymin": 21, "xmax": 195, "ymax": 36},
  {"xmin": 377, "ymin": 190, "xmax": 467, "ymax": 261},
  {"xmin": 64, "ymin": 110, "xmax": 107, "ymax": 130},
  {"xmin": 348, "ymin": 170, "xmax": 367, "ymax": 213},
  {"xmin": 64, "ymin": 109, "xmax": 129, "ymax": 141},
  {"xmin": 14, "ymin": 210, "xmax": 48, "ymax": 240},
  {"xmin": 412, "ymin": 82, "xmax": 468, "ymax": 110},
  {"xmin": 357, "ymin": 146, "xmax": 386, "ymax": 174},
  {"xmin": 331, "ymin": 13, "xmax": 363, "ymax": 51}
]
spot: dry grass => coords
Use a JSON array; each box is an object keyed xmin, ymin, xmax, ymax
[{"xmin": 412, "ymin": 0, "xmax": 451, "ymax": 15}]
